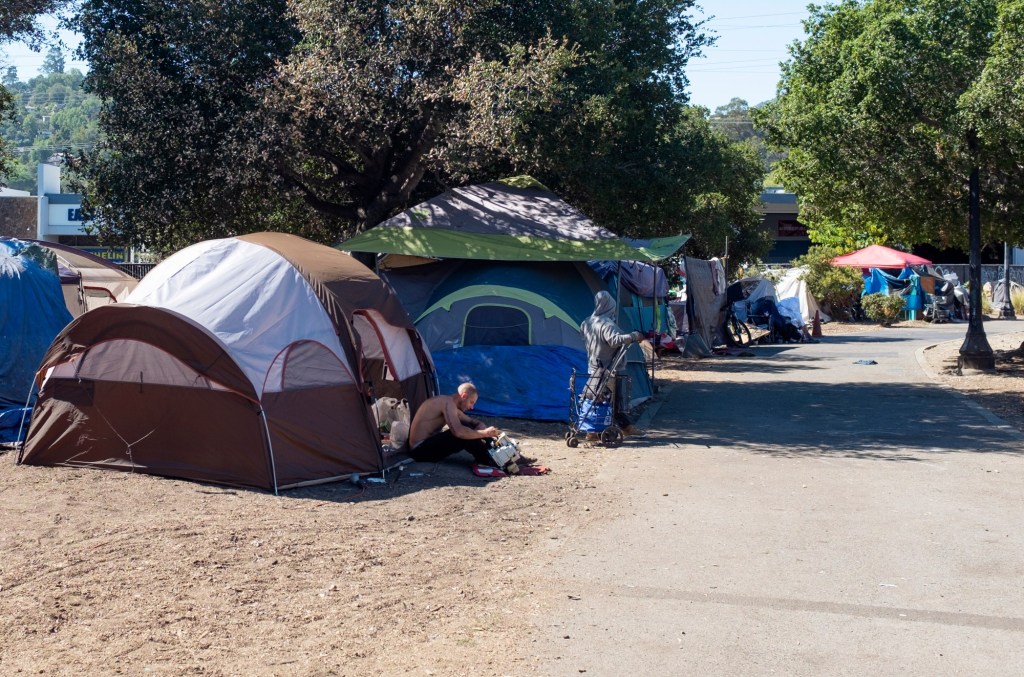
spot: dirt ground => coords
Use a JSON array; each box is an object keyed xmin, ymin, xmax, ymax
[{"xmin": 2, "ymin": 320, "xmax": 1021, "ymax": 676}]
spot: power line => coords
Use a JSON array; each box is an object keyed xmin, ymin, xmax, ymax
[
  {"xmin": 692, "ymin": 57, "xmax": 784, "ymax": 65},
  {"xmin": 703, "ymin": 11, "xmax": 809, "ymax": 21},
  {"xmin": 707, "ymin": 23, "xmax": 804, "ymax": 30}
]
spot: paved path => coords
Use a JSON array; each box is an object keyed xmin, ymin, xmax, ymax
[{"xmin": 531, "ymin": 323, "xmax": 1024, "ymax": 676}]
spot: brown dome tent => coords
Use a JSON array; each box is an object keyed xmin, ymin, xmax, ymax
[{"xmin": 18, "ymin": 233, "xmax": 436, "ymax": 492}]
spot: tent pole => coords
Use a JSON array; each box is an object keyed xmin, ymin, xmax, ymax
[
  {"xmin": 14, "ymin": 383, "xmax": 36, "ymax": 463},
  {"xmin": 650, "ymin": 266, "xmax": 656, "ymax": 390},
  {"xmin": 616, "ymin": 261, "xmax": 622, "ymax": 325},
  {"xmin": 259, "ymin": 408, "xmax": 279, "ymax": 496}
]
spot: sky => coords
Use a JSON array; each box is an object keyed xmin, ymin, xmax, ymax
[
  {"xmin": 1, "ymin": 15, "xmax": 87, "ymax": 79},
  {"xmin": 2, "ymin": 3, "xmax": 812, "ymax": 111},
  {"xmin": 686, "ymin": 1, "xmax": 812, "ymax": 111}
]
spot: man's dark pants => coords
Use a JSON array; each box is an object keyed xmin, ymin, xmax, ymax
[{"xmin": 409, "ymin": 430, "xmax": 494, "ymax": 465}]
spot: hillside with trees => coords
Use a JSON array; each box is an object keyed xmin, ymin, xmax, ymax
[
  {"xmin": 1, "ymin": 1, "xmax": 82, "ymax": 186},
  {"xmin": 0, "ymin": 46, "xmax": 100, "ymax": 192},
  {"xmin": 707, "ymin": 97, "xmax": 786, "ymax": 181}
]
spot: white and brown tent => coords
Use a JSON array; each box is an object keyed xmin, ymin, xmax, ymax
[
  {"xmin": 18, "ymin": 232, "xmax": 436, "ymax": 491},
  {"xmin": 30, "ymin": 239, "xmax": 139, "ymax": 316}
]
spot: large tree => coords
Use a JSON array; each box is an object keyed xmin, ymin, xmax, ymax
[
  {"xmin": 75, "ymin": 0, "xmax": 306, "ymax": 248},
  {"xmin": 77, "ymin": 0, "xmax": 765, "ymax": 259},
  {"xmin": 754, "ymin": 0, "xmax": 1024, "ymax": 251}
]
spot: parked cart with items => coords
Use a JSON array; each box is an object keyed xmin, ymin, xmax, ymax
[{"xmin": 565, "ymin": 345, "xmax": 632, "ymax": 448}]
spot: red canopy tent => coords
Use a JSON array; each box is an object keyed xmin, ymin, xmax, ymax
[{"xmin": 832, "ymin": 244, "xmax": 931, "ymax": 268}]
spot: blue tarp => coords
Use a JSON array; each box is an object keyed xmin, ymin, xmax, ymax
[
  {"xmin": 862, "ymin": 268, "xmax": 909, "ymax": 295},
  {"xmin": 862, "ymin": 267, "xmax": 923, "ymax": 312},
  {"xmin": 0, "ymin": 406, "xmax": 32, "ymax": 443},
  {"xmin": 431, "ymin": 344, "xmax": 589, "ymax": 421},
  {"xmin": 1, "ymin": 239, "xmax": 73, "ymax": 414}
]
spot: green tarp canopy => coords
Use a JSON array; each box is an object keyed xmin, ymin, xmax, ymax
[{"xmin": 339, "ymin": 176, "xmax": 689, "ymax": 262}]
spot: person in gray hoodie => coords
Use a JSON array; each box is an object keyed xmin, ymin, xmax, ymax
[{"xmin": 579, "ymin": 290, "xmax": 645, "ymax": 436}]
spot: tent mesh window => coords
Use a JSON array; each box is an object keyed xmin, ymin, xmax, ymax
[{"xmin": 463, "ymin": 305, "xmax": 530, "ymax": 346}]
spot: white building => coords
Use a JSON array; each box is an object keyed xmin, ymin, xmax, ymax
[{"xmin": 0, "ymin": 163, "xmax": 129, "ymax": 263}]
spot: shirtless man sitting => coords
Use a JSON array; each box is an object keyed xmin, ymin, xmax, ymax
[{"xmin": 408, "ymin": 382, "xmax": 499, "ymax": 466}]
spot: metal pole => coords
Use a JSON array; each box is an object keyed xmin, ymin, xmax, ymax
[
  {"xmin": 998, "ymin": 241, "xmax": 1016, "ymax": 319},
  {"xmin": 958, "ymin": 138, "xmax": 995, "ymax": 371}
]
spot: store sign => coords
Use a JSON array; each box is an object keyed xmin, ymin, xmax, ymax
[
  {"xmin": 81, "ymin": 247, "xmax": 128, "ymax": 263},
  {"xmin": 777, "ymin": 219, "xmax": 808, "ymax": 238},
  {"xmin": 67, "ymin": 208, "xmax": 84, "ymax": 221}
]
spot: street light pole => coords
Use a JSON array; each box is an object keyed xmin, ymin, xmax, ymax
[
  {"xmin": 958, "ymin": 141, "xmax": 995, "ymax": 371},
  {"xmin": 998, "ymin": 241, "xmax": 1016, "ymax": 319}
]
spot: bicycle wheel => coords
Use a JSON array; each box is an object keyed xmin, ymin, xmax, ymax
[{"xmin": 726, "ymin": 315, "xmax": 752, "ymax": 346}]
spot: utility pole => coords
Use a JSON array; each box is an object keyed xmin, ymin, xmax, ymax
[
  {"xmin": 997, "ymin": 241, "xmax": 1016, "ymax": 319},
  {"xmin": 958, "ymin": 131, "xmax": 995, "ymax": 371}
]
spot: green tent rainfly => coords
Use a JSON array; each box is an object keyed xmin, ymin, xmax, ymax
[
  {"xmin": 337, "ymin": 177, "xmax": 687, "ymax": 421},
  {"xmin": 339, "ymin": 176, "xmax": 689, "ymax": 262}
]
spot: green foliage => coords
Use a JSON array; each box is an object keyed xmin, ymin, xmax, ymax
[
  {"xmin": 861, "ymin": 293, "xmax": 905, "ymax": 327},
  {"xmin": 791, "ymin": 245, "xmax": 864, "ymax": 316},
  {"xmin": 76, "ymin": 0, "xmax": 305, "ymax": 251},
  {"xmin": 0, "ymin": 0, "xmax": 74, "ymax": 183},
  {"xmin": 706, "ymin": 97, "xmax": 784, "ymax": 176},
  {"xmin": 0, "ymin": 1, "xmax": 71, "ymax": 44},
  {"xmin": 40, "ymin": 44, "xmax": 65, "ymax": 75},
  {"xmin": 73, "ymin": 0, "xmax": 766, "ymax": 260},
  {"xmin": 754, "ymin": 0, "xmax": 1024, "ymax": 250},
  {"xmin": 740, "ymin": 262, "xmax": 783, "ymax": 284}
]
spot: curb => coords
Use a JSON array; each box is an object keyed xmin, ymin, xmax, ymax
[
  {"xmin": 915, "ymin": 340, "xmax": 1024, "ymax": 439},
  {"xmin": 635, "ymin": 382, "xmax": 676, "ymax": 432}
]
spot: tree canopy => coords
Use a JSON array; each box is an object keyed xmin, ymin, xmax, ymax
[
  {"xmin": 1, "ymin": 1, "xmax": 70, "ymax": 45},
  {"xmin": 754, "ymin": 0, "xmax": 1024, "ymax": 251},
  {"xmin": 73, "ymin": 0, "xmax": 768, "ymax": 261}
]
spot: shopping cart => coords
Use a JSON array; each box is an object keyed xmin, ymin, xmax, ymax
[{"xmin": 565, "ymin": 345, "xmax": 632, "ymax": 448}]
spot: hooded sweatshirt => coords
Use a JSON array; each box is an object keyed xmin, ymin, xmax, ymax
[{"xmin": 580, "ymin": 290, "xmax": 639, "ymax": 373}]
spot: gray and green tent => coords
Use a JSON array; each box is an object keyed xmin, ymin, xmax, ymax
[{"xmin": 340, "ymin": 177, "xmax": 688, "ymax": 420}]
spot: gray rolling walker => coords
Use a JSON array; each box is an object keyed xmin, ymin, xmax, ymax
[{"xmin": 565, "ymin": 346, "xmax": 632, "ymax": 448}]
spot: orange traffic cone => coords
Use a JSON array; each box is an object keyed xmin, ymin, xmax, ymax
[{"xmin": 811, "ymin": 310, "xmax": 822, "ymax": 337}]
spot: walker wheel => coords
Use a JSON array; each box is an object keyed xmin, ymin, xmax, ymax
[
  {"xmin": 601, "ymin": 427, "xmax": 623, "ymax": 448},
  {"xmin": 564, "ymin": 431, "xmax": 573, "ymax": 440},
  {"xmin": 566, "ymin": 436, "xmax": 579, "ymax": 448}
]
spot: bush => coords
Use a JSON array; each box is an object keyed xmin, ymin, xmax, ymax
[
  {"xmin": 1013, "ymin": 287, "xmax": 1024, "ymax": 316},
  {"xmin": 861, "ymin": 293, "xmax": 905, "ymax": 326}
]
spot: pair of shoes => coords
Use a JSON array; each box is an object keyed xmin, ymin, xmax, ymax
[
  {"xmin": 621, "ymin": 424, "xmax": 645, "ymax": 437},
  {"xmin": 584, "ymin": 432, "xmax": 601, "ymax": 442}
]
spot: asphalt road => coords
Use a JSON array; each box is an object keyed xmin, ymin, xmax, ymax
[{"xmin": 531, "ymin": 323, "xmax": 1024, "ymax": 677}]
